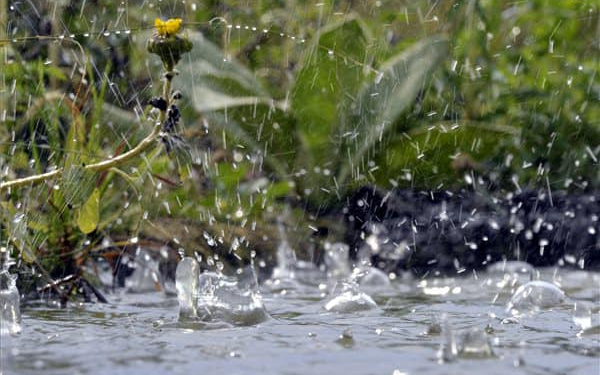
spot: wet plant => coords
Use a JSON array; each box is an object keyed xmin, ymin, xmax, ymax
[
  {"xmin": 0, "ymin": 1, "xmax": 598, "ymax": 296},
  {"xmin": 0, "ymin": 16, "xmax": 193, "ymax": 300}
]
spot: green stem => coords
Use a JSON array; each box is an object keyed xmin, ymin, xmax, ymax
[{"xmin": 0, "ymin": 72, "xmax": 173, "ymax": 193}]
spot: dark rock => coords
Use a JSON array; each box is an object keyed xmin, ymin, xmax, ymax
[{"xmin": 344, "ymin": 187, "xmax": 599, "ymax": 276}]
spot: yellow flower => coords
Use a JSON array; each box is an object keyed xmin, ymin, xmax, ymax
[{"xmin": 155, "ymin": 18, "xmax": 183, "ymax": 37}]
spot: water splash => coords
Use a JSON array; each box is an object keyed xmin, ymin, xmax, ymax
[
  {"xmin": 458, "ymin": 327, "xmax": 495, "ymax": 358},
  {"xmin": 324, "ymin": 281, "xmax": 377, "ymax": 313},
  {"xmin": 125, "ymin": 248, "xmax": 163, "ymax": 293},
  {"xmin": 324, "ymin": 242, "xmax": 351, "ymax": 280},
  {"xmin": 438, "ymin": 315, "xmax": 494, "ymax": 362},
  {"xmin": 265, "ymin": 220, "xmax": 325, "ymax": 293},
  {"xmin": 175, "ymin": 257, "xmax": 268, "ymax": 326},
  {"xmin": 438, "ymin": 315, "xmax": 458, "ymax": 362},
  {"xmin": 324, "ymin": 242, "xmax": 390, "ymax": 289},
  {"xmin": 271, "ymin": 219, "xmax": 298, "ymax": 279},
  {"xmin": 0, "ymin": 270, "xmax": 21, "ymax": 336},
  {"xmin": 572, "ymin": 301, "xmax": 600, "ymax": 336}
]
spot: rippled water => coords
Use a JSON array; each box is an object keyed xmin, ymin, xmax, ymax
[{"xmin": 1, "ymin": 267, "xmax": 599, "ymax": 375}]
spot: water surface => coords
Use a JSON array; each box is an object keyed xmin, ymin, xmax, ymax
[{"xmin": 1, "ymin": 268, "xmax": 598, "ymax": 375}]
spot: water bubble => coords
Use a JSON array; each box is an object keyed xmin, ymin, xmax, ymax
[{"xmin": 506, "ymin": 281, "xmax": 565, "ymax": 316}]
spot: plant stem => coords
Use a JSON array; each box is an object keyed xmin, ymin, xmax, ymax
[{"xmin": 0, "ymin": 72, "xmax": 173, "ymax": 193}]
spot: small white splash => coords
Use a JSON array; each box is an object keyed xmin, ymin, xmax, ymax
[
  {"xmin": 324, "ymin": 290, "xmax": 377, "ymax": 313},
  {"xmin": 572, "ymin": 302, "xmax": 594, "ymax": 331}
]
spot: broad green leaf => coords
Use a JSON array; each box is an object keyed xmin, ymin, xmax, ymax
[
  {"xmin": 178, "ymin": 31, "xmax": 283, "ymax": 112},
  {"xmin": 77, "ymin": 188, "xmax": 100, "ymax": 234},
  {"xmin": 338, "ymin": 36, "xmax": 450, "ymax": 186},
  {"xmin": 189, "ymin": 86, "xmax": 286, "ymax": 112},
  {"xmin": 291, "ymin": 15, "xmax": 373, "ymax": 176}
]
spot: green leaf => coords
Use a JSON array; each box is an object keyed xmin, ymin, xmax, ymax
[
  {"xmin": 77, "ymin": 188, "xmax": 100, "ymax": 234},
  {"xmin": 338, "ymin": 36, "xmax": 450, "ymax": 186},
  {"xmin": 371, "ymin": 121, "xmax": 517, "ymax": 187},
  {"xmin": 62, "ymin": 165, "xmax": 97, "ymax": 208},
  {"xmin": 291, "ymin": 15, "xmax": 373, "ymax": 175},
  {"xmin": 203, "ymin": 111, "xmax": 288, "ymax": 178},
  {"xmin": 178, "ymin": 31, "xmax": 284, "ymax": 112}
]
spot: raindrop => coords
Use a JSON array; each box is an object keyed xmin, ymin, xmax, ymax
[{"xmin": 12, "ymin": 213, "xmax": 25, "ymax": 224}]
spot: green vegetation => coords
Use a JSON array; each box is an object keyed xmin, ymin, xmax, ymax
[{"xmin": 0, "ymin": 1, "xmax": 598, "ymax": 297}]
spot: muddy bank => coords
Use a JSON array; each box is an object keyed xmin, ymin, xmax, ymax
[{"xmin": 343, "ymin": 186, "xmax": 599, "ymax": 276}]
